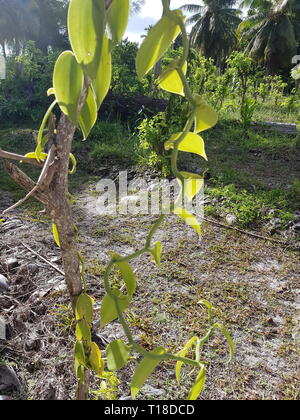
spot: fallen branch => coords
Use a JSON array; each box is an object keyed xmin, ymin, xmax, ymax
[
  {"xmin": 203, "ymin": 216, "xmax": 293, "ymax": 247},
  {"xmin": 21, "ymin": 242, "xmax": 65, "ymax": 277}
]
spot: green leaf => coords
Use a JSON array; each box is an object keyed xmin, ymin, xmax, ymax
[
  {"xmin": 173, "ymin": 207, "xmax": 201, "ymax": 236},
  {"xmin": 52, "ymin": 223, "xmax": 61, "ymax": 248},
  {"xmin": 53, "ymin": 51, "xmax": 83, "ymax": 124},
  {"xmin": 165, "ymin": 132, "xmax": 207, "ymax": 160},
  {"xmin": 100, "ymin": 291, "xmax": 130, "ymax": 328},
  {"xmin": 106, "ymin": 339, "xmax": 131, "ymax": 371},
  {"xmin": 76, "ymin": 294, "xmax": 94, "ymax": 324},
  {"xmin": 47, "ymin": 87, "xmax": 55, "ymax": 96},
  {"xmin": 68, "ymin": 0, "xmax": 106, "ymax": 79},
  {"xmin": 136, "ymin": 10, "xmax": 184, "ymax": 79},
  {"xmin": 131, "ymin": 347, "xmax": 165, "ymax": 399},
  {"xmin": 213, "ymin": 323, "xmax": 235, "ymax": 362},
  {"xmin": 24, "ymin": 152, "xmax": 48, "ymax": 161},
  {"xmin": 107, "ymin": 0, "xmax": 130, "ymax": 43},
  {"xmin": 178, "ymin": 171, "xmax": 204, "ymax": 201},
  {"xmin": 150, "ymin": 242, "xmax": 163, "ymax": 266},
  {"xmin": 76, "ymin": 319, "xmax": 92, "ymax": 343},
  {"xmin": 187, "ymin": 365, "xmax": 206, "ymax": 400},
  {"xmin": 175, "ymin": 336, "xmax": 198, "ymax": 384},
  {"xmin": 91, "ymin": 35, "xmax": 112, "ymax": 110},
  {"xmin": 35, "ymin": 100, "xmax": 57, "ymax": 160},
  {"xmin": 69, "ymin": 153, "xmax": 77, "ymax": 175},
  {"xmin": 74, "ymin": 361, "xmax": 85, "ymax": 383},
  {"xmin": 78, "ymin": 87, "xmax": 98, "ymax": 140},
  {"xmin": 74, "ymin": 340, "xmax": 87, "ymax": 367},
  {"xmin": 89, "ymin": 342, "xmax": 104, "ymax": 375},
  {"xmin": 158, "ymin": 60, "xmax": 187, "ymax": 96},
  {"xmin": 194, "ymin": 95, "xmax": 218, "ymax": 133},
  {"xmin": 116, "ymin": 260, "xmax": 136, "ymax": 296}
]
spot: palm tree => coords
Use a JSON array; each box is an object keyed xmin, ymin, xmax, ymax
[
  {"xmin": 241, "ymin": 0, "xmax": 298, "ymax": 74},
  {"xmin": 181, "ymin": 1, "xmax": 242, "ymax": 67}
]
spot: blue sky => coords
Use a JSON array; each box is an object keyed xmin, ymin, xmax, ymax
[{"xmin": 125, "ymin": 0, "xmax": 195, "ymax": 42}]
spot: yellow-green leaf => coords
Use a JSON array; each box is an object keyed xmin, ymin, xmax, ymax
[
  {"xmin": 91, "ymin": 35, "xmax": 112, "ymax": 110},
  {"xmin": 136, "ymin": 10, "xmax": 184, "ymax": 79},
  {"xmin": 100, "ymin": 291, "xmax": 130, "ymax": 328},
  {"xmin": 76, "ymin": 319, "xmax": 91, "ymax": 343},
  {"xmin": 53, "ymin": 51, "xmax": 83, "ymax": 124},
  {"xmin": 76, "ymin": 294, "xmax": 94, "ymax": 324},
  {"xmin": 89, "ymin": 342, "xmax": 104, "ymax": 375},
  {"xmin": 68, "ymin": 0, "xmax": 106, "ymax": 79},
  {"xmin": 24, "ymin": 152, "xmax": 48, "ymax": 161},
  {"xmin": 106, "ymin": 339, "xmax": 130, "ymax": 371},
  {"xmin": 158, "ymin": 60, "xmax": 187, "ymax": 96},
  {"xmin": 194, "ymin": 95, "xmax": 218, "ymax": 133},
  {"xmin": 173, "ymin": 207, "xmax": 201, "ymax": 236},
  {"xmin": 150, "ymin": 242, "xmax": 163, "ymax": 266},
  {"xmin": 52, "ymin": 223, "xmax": 61, "ymax": 248},
  {"xmin": 175, "ymin": 336, "xmax": 198, "ymax": 384},
  {"xmin": 116, "ymin": 260, "xmax": 136, "ymax": 297},
  {"xmin": 107, "ymin": 0, "xmax": 130, "ymax": 43},
  {"xmin": 165, "ymin": 132, "xmax": 207, "ymax": 160},
  {"xmin": 178, "ymin": 171, "xmax": 204, "ymax": 201},
  {"xmin": 78, "ymin": 87, "xmax": 98, "ymax": 140},
  {"xmin": 213, "ymin": 323, "xmax": 235, "ymax": 362},
  {"xmin": 69, "ymin": 153, "xmax": 77, "ymax": 175},
  {"xmin": 74, "ymin": 340, "xmax": 87, "ymax": 367},
  {"xmin": 187, "ymin": 365, "xmax": 206, "ymax": 400},
  {"xmin": 35, "ymin": 100, "xmax": 57, "ymax": 160},
  {"xmin": 131, "ymin": 347, "xmax": 165, "ymax": 399}
]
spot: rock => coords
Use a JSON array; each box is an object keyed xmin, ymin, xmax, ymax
[
  {"xmin": 6, "ymin": 258, "xmax": 19, "ymax": 272},
  {"xmin": 225, "ymin": 214, "xmax": 237, "ymax": 226},
  {"xmin": 0, "ymin": 275, "xmax": 9, "ymax": 292},
  {"xmin": 142, "ymin": 385, "xmax": 166, "ymax": 397},
  {"xmin": 0, "ymin": 365, "xmax": 22, "ymax": 393}
]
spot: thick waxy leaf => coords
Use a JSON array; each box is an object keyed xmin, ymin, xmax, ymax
[
  {"xmin": 76, "ymin": 294, "xmax": 94, "ymax": 324},
  {"xmin": 74, "ymin": 340, "xmax": 87, "ymax": 367},
  {"xmin": 116, "ymin": 260, "xmax": 136, "ymax": 296},
  {"xmin": 194, "ymin": 95, "xmax": 218, "ymax": 133},
  {"xmin": 78, "ymin": 88, "xmax": 98, "ymax": 140},
  {"xmin": 165, "ymin": 132, "xmax": 207, "ymax": 160},
  {"xmin": 35, "ymin": 100, "xmax": 57, "ymax": 160},
  {"xmin": 91, "ymin": 35, "xmax": 112, "ymax": 109},
  {"xmin": 150, "ymin": 242, "xmax": 163, "ymax": 266},
  {"xmin": 158, "ymin": 61, "xmax": 187, "ymax": 96},
  {"xmin": 178, "ymin": 171, "xmax": 204, "ymax": 201},
  {"xmin": 53, "ymin": 51, "xmax": 83, "ymax": 124},
  {"xmin": 89, "ymin": 342, "xmax": 104, "ymax": 375},
  {"xmin": 107, "ymin": 0, "xmax": 130, "ymax": 43},
  {"xmin": 176, "ymin": 336, "xmax": 198, "ymax": 384},
  {"xmin": 136, "ymin": 10, "xmax": 184, "ymax": 79},
  {"xmin": 106, "ymin": 339, "xmax": 131, "ymax": 371},
  {"xmin": 188, "ymin": 365, "xmax": 206, "ymax": 400},
  {"xmin": 173, "ymin": 207, "xmax": 201, "ymax": 236},
  {"xmin": 131, "ymin": 347, "xmax": 165, "ymax": 399},
  {"xmin": 52, "ymin": 223, "xmax": 61, "ymax": 248},
  {"xmin": 100, "ymin": 291, "xmax": 130, "ymax": 327},
  {"xmin": 24, "ymin": 152, "xmax": 48, "ymax": 161},
  {"xmin": 76, "ymin": 319, "xmax": 92, "ymax": 343},
  {"xmin": 213, "ymin": 323, "xmax": 234, "ymax": 362},
  {"xmin": 68, "ymin": 0, "xmax": 106, "ymax": 79},
  {"xmin": 74, "ymin": 361, "xmax": 85, "ymax": 383}
]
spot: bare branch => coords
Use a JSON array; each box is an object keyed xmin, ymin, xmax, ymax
[{"xmin": 0, "ymin": 148, "xmax": 44, "ymax": 167}]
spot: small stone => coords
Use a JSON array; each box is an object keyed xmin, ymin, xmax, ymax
[
  {"xmin": 6, "ymin": 258, "xmax": 19, "ymax": 272},
  {"xmin": 0, "ymin": 275, "xmax": 9, "ymax": 292},
  {"xmin": 225, "ymin": 214, "xmax": 237, "ymax": 225}
]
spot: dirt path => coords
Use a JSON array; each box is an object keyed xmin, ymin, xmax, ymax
[{"xmin": 0, "ymin": 182, "xmax": 299, "ymax": 400}]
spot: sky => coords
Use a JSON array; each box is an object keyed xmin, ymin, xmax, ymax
[{"xmin": 125, "ymin": 0, "xmax": 196, "ymax": 43}]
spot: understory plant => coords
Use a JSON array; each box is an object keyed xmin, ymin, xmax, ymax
[{"xmin": 0, "ymin": 0, "xmax": 234, "ymax": 400}]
